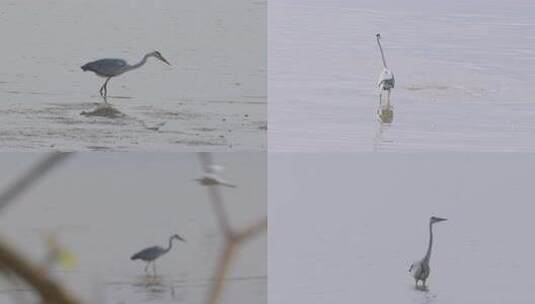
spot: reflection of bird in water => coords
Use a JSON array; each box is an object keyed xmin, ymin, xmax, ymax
[
  {"xmin": 373, "ymin": 121, "xmax": 393, "ymax": 151},
  {"xmin": 197, "ymin": 165, "xmax": 237, "ymax": 188},
  {"xmin": 81, "ymin": 51, "xmax": 171, "ymax": 102},
  {"xmin": 409, "ymin": 216, "xmax": 447, "ymax": 288},
  {"xmin": 376, "ymin": 33, "xmax": 395, "ymax": 106},
  {"xmin": 131, "ymin": 234, "xmax": 185, "ymax": 275}
]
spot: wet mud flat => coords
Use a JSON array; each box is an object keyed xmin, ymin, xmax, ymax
[
  {"xmin": 0, "ymin": 98, "xmax": 266, "ymax": 151},
  {"xmin": 0, "ymin": 0, "xmax": 267, "ymax": 151}
]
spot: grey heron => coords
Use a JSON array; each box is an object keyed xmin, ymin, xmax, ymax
[
  {"xmin": 376, "ymin": 33, "xmax": 395, "ymax": 105},
  {"xmin": 409, "ymin": 216, "xmax": 447, "ymax": 288},
  {"xmin": 131, "ymin": 234, "xmax": 185, "ymax": 275},
  {"xmin": 81, "ymin": 51, "xmax": 171, "ymax": 102}
]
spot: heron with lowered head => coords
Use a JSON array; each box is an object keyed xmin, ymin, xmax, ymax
[
  {"xmin": 131, "ymin": 234, "xmax": 185, "ymax": 275},
  {"xmin": 81, "ymin": 51, "xmax": 171, "ymax": 102}
]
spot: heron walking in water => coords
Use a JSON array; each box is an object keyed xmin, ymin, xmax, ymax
[
  {"xmin": 376, "ymin": 33, "xmax": 395, "ymax": 106},
  {"xmin": 81, "ymin": 51, "xmax": 170, "ymax": 102},
  {"xmin": 131, "ymin": 234, "xmax": 185, "ymax": 275},
  {"xmin": 409, "ymin": 216, "xmax": 447, "ymax": 288}
]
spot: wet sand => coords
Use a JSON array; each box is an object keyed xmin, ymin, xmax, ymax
[{"xmin": 0, "ymin": 0, "xmax": 266, "ymax": 151}]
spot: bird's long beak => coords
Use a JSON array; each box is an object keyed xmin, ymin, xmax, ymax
[
  {"xmin": 436, "ymin": 217, "xmax": 447, "ymax": 222},
  {"xmin": 160, "ymin": 56, "xmax": 171, "ymax": 66}
]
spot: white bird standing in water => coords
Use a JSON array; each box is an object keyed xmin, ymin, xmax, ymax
[
  {"xmin": 409, "ymin": 216, "xmax": 447, "ymax": 288},
  {"xmin": 376, "ymin": 33, "xmax": 395, "ymax": 105},
  {"xmin": 81, "ymin": 51, "xmax": 170, "ymax": 102}
]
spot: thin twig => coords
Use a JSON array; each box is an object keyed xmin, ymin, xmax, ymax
[
  {"xmin": 0, "ymin": 153, "xmax": 73, "ymax": 213},
  {"xmin": 199, "ymin": 152, "xmax": 266, "ymax": 304},
  {"xmin": 235, "ymin": 218, "xmax": 267, "ymax": 243},
  {"xmin": 0, "ymin": 238, "xmax": 80, "ymax": 304},
  {"xmin": 198, "ymin": 152, "xmax": 233, "ymax": 236}
]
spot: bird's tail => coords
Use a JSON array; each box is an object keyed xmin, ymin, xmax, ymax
[
  {"xmin": 80, "ymin": 63, "xmax": 91, "ymax": 71},
  {"xmin": 130, "ymin": 253, "xmax": 140, "ymax": 260}
]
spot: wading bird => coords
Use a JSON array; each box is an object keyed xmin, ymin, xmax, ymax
[
  {"xmin": 81, "ymin": 51, "xmax": 171, "ymax": 102},
  {"xmin": 409, "ymin": 216, "xmax": 447, "ymax": 288},
  {"xmin": 376, "ymin": 33, "xmax": 395, "ymax": 105},
  {"xmin": 131, "ymin": 234, "xmax": 185, "ymax": 275}
]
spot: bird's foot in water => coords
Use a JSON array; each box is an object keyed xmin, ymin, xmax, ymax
[{"xmin": 415, "ymin": 284, "xmax": 429, "ymax": 292}]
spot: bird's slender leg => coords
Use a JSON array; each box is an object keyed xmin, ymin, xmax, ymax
[
  {"xmin": 152, "ymin": 261, "xmax": 157, "ymax": 276},
  {"xmin": 144, "ymin": 262, "xmax": 150, "ymax": 273},
  {"xmin": 379, "ymin": 92, "xmax": 383, "ymax": 106},
  {"xmin": 99, "ymin": 77, "xmax": 112, "ymax": 102},
  {"xmin": 103, "ymin": 77, "xmax": 110, "ymax": 98},
  {"xmin": 387, "ymin": 89, "xmax": 391, "ymax": 106},
  {"xmin": 99, "ymin": 79, "xmax": 106, "ymax": 97}
]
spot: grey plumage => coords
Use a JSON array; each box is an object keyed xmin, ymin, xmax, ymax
[
  {"xmin": 376, "ymin": 33, "xmax": 395, "ymax": 106},
  {"xmin": 131, "ymin": 234, "xmax": 185, "ymax": 274},
  {"xmin": 409, "ymin": 216, "xmax": 447, "ymax": 288},
  {"xmin": 81, "ymin": 59, "xmax": 128, "ymax": 77},
  {"xmin": 81, "ymin": 51, "xmax": 170, "ymax": 102}
]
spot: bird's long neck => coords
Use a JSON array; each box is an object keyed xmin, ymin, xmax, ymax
[
  {"xmin": 165, "ymin": 237, "xmax": 175, "ymax": 253},
  {"xmin": 377, "ymin": 37, "xmax": 388, "ymax": 69},
  {"xmin": 424, "ymin": 222, "xmax": 433, "ymax": 262},
  {"xmin": 127, "ymin": 53, "xmax": 151, "ymax": 71}
]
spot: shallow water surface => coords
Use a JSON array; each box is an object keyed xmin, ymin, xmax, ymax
[
  {"xmin": 0, "ymin": 0, "xmax": 266, "ymax": 151},
  {"xmin": 0, "ymin": 153, "xmax": 266, "ymax": 303},
  {"xmin": 270, "ymin": 154, "xmax": 535, "ymax": 303},
  {"xmin": 269, "ymin": 0, "xmax": 535, "ymax": 151}
]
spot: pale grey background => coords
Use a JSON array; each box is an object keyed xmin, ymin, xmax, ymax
[
  {"xmin": 270, "ymin": 153, "xmax": 535, "ymax": 303},
  {"xmin": 269, "ymin": 0, "xmax": 535, "ymax": 151},
  {"xmin": 0, "ymin": 0, "xmax": 266, "ymax": 151},
  {"xmin": 0, "ymin": 152, "xmax": 266, "ymax": 304}
]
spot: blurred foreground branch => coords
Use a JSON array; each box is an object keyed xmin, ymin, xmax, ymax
[
  {"xmin": 198, "ymin": 152, "xmax": 267, "ymax": 304},
  {"xmin": 0, "ymin": 153, "xmax": 79, "ymax": 303},
  {"xmin": 0, "ymin": 238, "xmax": 80, "ymax": 304},
  {"xmin": 0, "ymin": 153, "xmax": 73, "ymax": 213},
  {"xmin": 206, "ymin": 218, "xmax": 267, "ymax": 304}
]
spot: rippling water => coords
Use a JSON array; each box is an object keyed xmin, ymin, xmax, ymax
[
  {"xmin": 0, "ymin": 0, "xmax": 266, "ymax": 151},
  {"xmin": 269, "ymin": 0, "xmax": 535, "ymax": 151},
  {"xmin": 270, "ymin": 153, "xmax": 535, "ymax": 303},
  {"xmin": 0, "ymin": 153, "xmax": 266, "ymax": 303}
]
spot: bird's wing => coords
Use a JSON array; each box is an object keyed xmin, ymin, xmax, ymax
[
  {"xmin": 85, "ymin": 58, "xmax": 128, "ymax": 76},
  {"xmin": 131, "ymin": 246, "xmax": 162, "ymax": 260},
  {"xmin": 409, "ymin": 260, "xmax": 421, "ymax": 276},
  {"xmin": 377, "ymin": 70, "xmax": 394, "ymax": 88}
]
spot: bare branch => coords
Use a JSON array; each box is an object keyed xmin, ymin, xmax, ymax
[
  {"xmin": 0, "ymin": 153, "xmax": 73, "ymax": 213},
  {"xmin": 236, "ymin": 218, "xmax": 267, "ymax": 242},
  {"xmin": 206, "ymin": 241, "xmax": 238, "ymax": 304},
  {"xmin": 197, "ymin": 153, "xmax": 233, "ymax": 236},
  {"xmin": 0, "ymin": 238, "xmax": 80, "ymax": 304}
]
